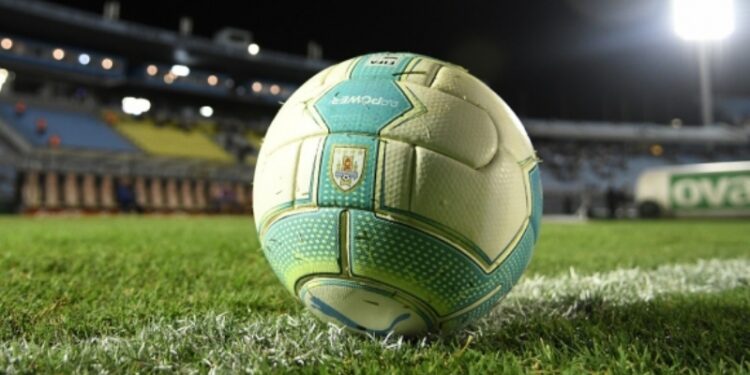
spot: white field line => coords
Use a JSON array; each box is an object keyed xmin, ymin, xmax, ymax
[
  {"xmin": 1, "ymin": 258, "xmax": 749, "ymax": 372},
  {"xmin": 491, "ymin": 257, "xmax": 750, "ymax": 321}
]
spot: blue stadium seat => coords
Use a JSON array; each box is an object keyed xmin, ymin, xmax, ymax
[{"xmin": 0, "ymin": 103, "xmax": 137, "ymax": 152}]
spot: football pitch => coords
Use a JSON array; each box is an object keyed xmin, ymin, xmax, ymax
[{"xmin": 0, "ymin": 217, "xmax": 748, "ymax": 373}]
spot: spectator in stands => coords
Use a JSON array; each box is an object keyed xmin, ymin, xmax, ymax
[
  {"xmin": 116, "ymin": 178, "xmax": 139, "ymax": 213},
  {"xmin": 102, "ymin": 110, "xmax": 119, "ymax": 126},
  {"xmin": 48, "ymin": 134, "xmax": 61, "ymax": 148},
  {"xmin": 605, "ymin": 185, "xmax": 628, "ymax": 219},
  {"xmin": 35, "ymin": 118, "xmax": 47, "ymax": 135},
  {"xmin": 14, "ymin": 100, "xmax": 26, "ymax": 116},
  {"xmin": 220, "ymin": 184, "xmax": 237, "ymax": 213}
]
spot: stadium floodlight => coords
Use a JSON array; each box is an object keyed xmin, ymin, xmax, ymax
[
  {"xmin": 0, "ymin": 68, "xmax": 8, "ymax": 92},
  {"xmin": 78, "ymin": 53, "xmax": 91, "ymax": 65},
  {"xmin": 146, "ymin": 64, "xmax": 158, "ymax": 76},
  {"xmin": 0, "ymin": 38, "xmax": 12, "ymax": 50},
  {"xmin": 122, "ymin": 97, "xmax": 151, "ymax": 116},
  {"xmin": 52, "ymin": 48, "xmax": 65, "ymax": 61},
  {"xmin": 199, "ymin": 106, "xmax": 214, "ymax": 118},
  {"xmin": 170, "ymin": 64, "xmax": 190, "ymax": 77},
  {"xmin": 672, "ymin": 0, "xmax": 734, "ymax": 125},
  {"xmin": 207, "ymin": 74, "xmax": 218, "ymax": 86},
  {"xmin": 672, "ymin": 0, "xmax": 735, "ymax": 41},
  {"xmin": 251, "ymin": 81, "xmax": 263, "ymax": 93},
  {"xmin": 164, "ymin": 73, "xmax": 176, "ymax": 84},
  {"xmin": 101, "ymin": 58, "xmax": 114, "ymax": 70},
  {"xmin": 247, "ymin": 43, "xmax": 260, "ymax": 56}
]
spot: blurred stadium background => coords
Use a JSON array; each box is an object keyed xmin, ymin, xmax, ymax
[
  {"xmin": 0, "ymin": 0, "xmax": 748, "ymax": 372},
  {"xmin": 0, "ymin": 0, "xmax": 748, "ymax": 218}
]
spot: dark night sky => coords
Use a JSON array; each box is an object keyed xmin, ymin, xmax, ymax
[{"xmin": 47, "ymin": 0, "xmax": 750, "ymax": 124}]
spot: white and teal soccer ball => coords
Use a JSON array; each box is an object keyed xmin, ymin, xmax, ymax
[{"xmin": 253, "ymin": 53, "xmax": 542, "ymax": 336}]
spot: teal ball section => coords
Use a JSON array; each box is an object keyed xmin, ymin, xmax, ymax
[{"xmin": 255, "ymin": 52, "xmax": 542, "ymax": 336}]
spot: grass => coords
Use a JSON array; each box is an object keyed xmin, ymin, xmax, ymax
[{"xmin": 0, "ymin": 216, "xmax": 748, "ymax": 373}]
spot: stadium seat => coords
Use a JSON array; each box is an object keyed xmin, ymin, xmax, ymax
[
  {"xmin": 244, "ymin": 154, "xmax": 258, "ymax": 166},
  {"xmin": 44, "ymin": 172, "xmax": 60, "ymax": 210},
  {"xmin": 63, "ymin": 172, "xmax": 80, "ymax": 208},
  {"xmin": 194, "ymin": 180, "xmax": 207, "ymax": 210},
  {"xmin": 81, "ymin": 174, "xmax": 97, "ymax": 209},
  {"xmin": 180, "ymin": 180, "xmax": 194, "ymax": 211},
  {"xmin": 149, "ymin": 178, "xmax": 164, "ymax": 210},
  {"xmin": 100, "ymin": 176, "xmax": 115, "ymax": 210},
  {"xmin": 21, "ymin": 171, "xmax": 41, "ymax": 210},
  {"xmin": 114, "ymin": 120, "xmax": 233, "ymax": 162},
  {"xmin": 0, "ymin": 103, "xmax": 137, "ymax": 152},
  {"xmin": 234, "ymin": 183, "xmax": 247, "ymax": 206},
  {"xmin": 165, "ymin": 178, "xmax": 179, "ymax": 210},
  {"xmin": 245, "ymin": 131, "xmax": 263, "ymax": 150},
  {"xmin": 134, "ymin": 176, "xmax": 148, "ymax": 209}
]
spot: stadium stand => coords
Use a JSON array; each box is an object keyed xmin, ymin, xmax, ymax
[
  {"xmin": 82, "ymin": 174, "xmax": 97, "ymax": 210},
  {"xmin": 194, "ymin": 180, "xmax": 207, "ymax": 210},
  {"xmin": 0, "ymin": 102, "xmax": 137, "ymax": 152},
  {"xmin": 115, "ymin": 120, "xmax": 234, "ymax": 162},
  {"xmin": 63, "ymin": 172, "xmax": 79, "ymax": 208},
  {"xmin": 0, "ymin": 164, "xmax": 16, "ymax": 212},
  {"xmin": 21, "ymin": 171, "xmax": 40, "ymax": 210},
  {"xmin": 180, "ymin": 180, "xmax": 195, "ymax": 211},
  {"xmin": 100, "ymin": 176, "xmax": 116, "ymax": 211},
  {"xmin": 148, "ymin": 177, "xmax": 164, "ymax": 210},
  {"xmin": 165, "ymin": 178, "xmax": 179, "ymax": 210},
  {"xmin": 43, "ymin": 171, "xmax": 59, "ymax": 210},
  {"xmin": 536, "ymin": 138, "xmax": 750, "ymax": 214}
]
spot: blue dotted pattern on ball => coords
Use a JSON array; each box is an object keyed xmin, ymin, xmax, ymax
[{"xmin": 262, "ymin": 208, "xmax": 342, "ymax": 292}]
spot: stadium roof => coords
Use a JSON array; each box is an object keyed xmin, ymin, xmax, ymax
[{"xmin": 0, "ymin": 0, "xmax": 329, "ymax": 82}]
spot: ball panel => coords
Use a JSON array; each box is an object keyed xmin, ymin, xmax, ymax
[
  {"xmin": 410, "ymin": 146, "xmax": 529, "ymax": 262},
  {"xmin": 293, "ymin": 136, "xmax": 326, "ymax": 205},
  {"xmin": 398, "ymin": 57, "xmax": 445, "ymax": 87},
  {"xmin": 430, "ymin": 66, "xmax": 535, "ymax": 162},
  {"xmin": 317, "ymin": 134, "xmax": 379, "ymax": 211},
  {"xmin": 349, "ymin": 53, "xmax": 416, "ymax": 79},
  {"xmin": 253, "ymin": 140, "xmax": 303, "ymax": 226},
  {"xmin": 529, "ymin": 167, "xmax": 543, "ymax": 242},
  {"xmin": 314, "ymin": 79, "xmax": 412, "ymax": 134},
  {"xmin": 349, "ymin": 208, "xmax": 524, "ymax": 316},
  {"xmin": 380, "ymin": 81, "xmax": 498, "ymax": 169},
  {"xmin": 299, "ymin": 278, "xmax": 433, "ymax": 336},
  {"xmin": 379, "ymin": 140, "xmax": 414, "ymax": 210},
  {"xmin": 262, "ymin": 208, "xmax": 342, "ymax": 293}
]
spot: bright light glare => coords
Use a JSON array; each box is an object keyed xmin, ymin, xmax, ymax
[
  {"xmin": 122, "ymin": 97, "xmax": 151, "ymax": 116},
  {"xmin": 52, "ymin": 48, "xmax": 65, "ymax": 61},
  {"xmin": 171, "ymin": 64, "xmax": 190, "ymax": 77},
  {"xmin": 78, "ymin": 53, "xmax": 90, "ymax": 65},
  {"xmin": 0, "ymin": 38, "xmax": 12, "ymax": 50},
  {"xmin": 199, "ymin": 106, "xmax": 214, "ymax": 118},
  {"xmin": 673, "ymin": 0, "xmax": 735, "ymax": 41},
  {"xmin": 101, "ymin": 58, "xmax": 114, "ymax": 70},
  {"xmin": 247, "ymin": 43, "xmax": 260, "ymax": 55},
  {"xmin": 0, "ymin": 68, "xmax": 8, "ymax": 92}
]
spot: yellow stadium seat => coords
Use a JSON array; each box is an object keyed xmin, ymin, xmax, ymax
[
  {"xmin": 245, "ymin": 131, "xmax": 264, "ymax": 150},
  {"xmin": 115, "ymin": 120, "xmax": 234, "ymax": 162}
]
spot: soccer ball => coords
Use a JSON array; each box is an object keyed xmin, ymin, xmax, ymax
[{"xmin": 253, "ymin": 52, "xmax": 541, "ymax": 336}]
